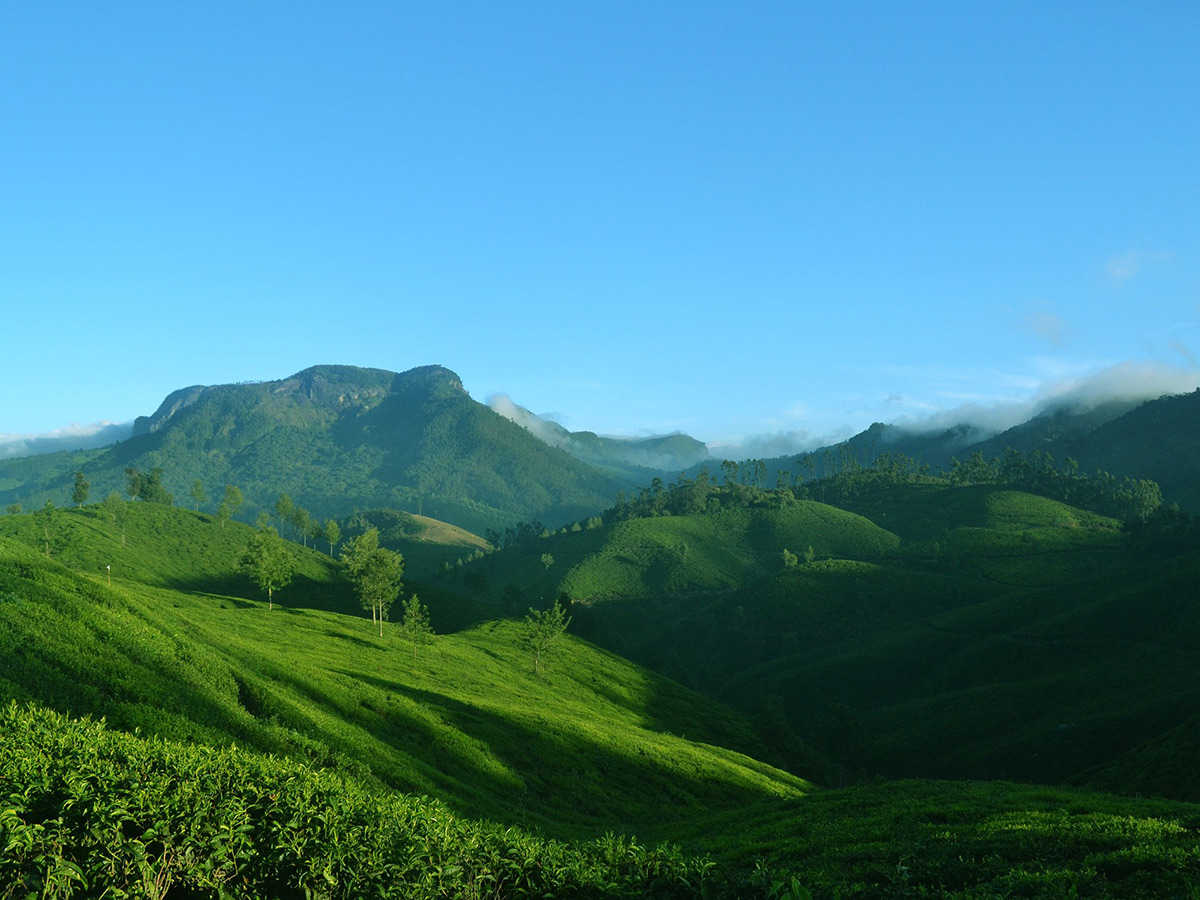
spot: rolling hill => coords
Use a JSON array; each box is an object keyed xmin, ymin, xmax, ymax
[
  {"xmin": 5, "ymin": 482, "xmax": 1200, "ymax": 896},
  {"xmin": 0, "ymin": 504, "xmax": 805, "ymax": 839},
  {"xmin": 469, "ymin": 479, "xmax": 1200, "ymax": 804}
]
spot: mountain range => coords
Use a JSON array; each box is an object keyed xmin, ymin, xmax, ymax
[{"xmin": 1, "ymin": 364, "xmax": 1198, "ymax": 538}]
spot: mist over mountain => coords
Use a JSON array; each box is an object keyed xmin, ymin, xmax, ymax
[
  {"xmin": 487, "ymin": 394, "xmax": 710, "ymax": 477},
  {"xmin": 0, "ymin": 421, "xmax": 134, "ymax": 460},
  {"xmin": 708, "ymin": 361, "xmax": 1200, "ymax": 463}
]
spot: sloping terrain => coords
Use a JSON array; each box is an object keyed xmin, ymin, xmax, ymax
[
  {"xmin": 483, "ymin": 482, "xmax": 1200, "ymax": 802},
  {"xmin": 0, "ymin": 505, "xmax": 806, "ymax": 838},
  {"xmin": 5, "ymin": 483, "xmax": 1200, "ymax": 897}
]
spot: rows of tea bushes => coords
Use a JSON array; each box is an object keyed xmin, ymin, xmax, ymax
[{"xmin": 0, "ymin": 703, "xmax": 728, "ymax": 899}]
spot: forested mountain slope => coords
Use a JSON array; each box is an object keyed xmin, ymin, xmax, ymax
[{"xmin": 0, "ymin": 365, "xmax": 638, "ymax": 534}]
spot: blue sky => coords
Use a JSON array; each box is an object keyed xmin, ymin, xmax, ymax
[{"xmin": 2, "ymin": 2, "xmax": 1198, "ymax": 456}]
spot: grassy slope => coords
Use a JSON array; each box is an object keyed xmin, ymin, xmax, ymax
[
  {"xmin": 6, "ymin": 498, "xmax": 1200, "ymax": 897},
  {"xmin": 660, "ymin": 779, "xmax": 1200, "ymax": 900},
  {"xmin": 0, "ymin": 506, "xmax": 807, "ymax": 840},
  {"xmin": 452, "ymin": 501, "xmax": 900, "ymax": 607},
  {"xmin": 487, "ymin": 484, "xmax": 1200, "ymax": 802},
  {"xmin": 9, "ymin": 707, "xmax": 1200, "ymax": 900}
]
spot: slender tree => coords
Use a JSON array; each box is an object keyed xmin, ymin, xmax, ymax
[
  {"xmin": 72, "ymin": 471, "xmax": 90, "ymax": 508},
  {"xmin": 398, "ymin": 593, "xmax": 434, "ymax": 660},
  {"xmin": 36, "ymin": 499, "xmax": 61, "ymax": 558},
  {"xmin": 238, "ymin": 526, "xmax": 293, "ymax": 611},
  {"xmin": 323, "ymin": 518, "xmax": 341, "ymax": 556},
  {"xmin": 289, "ymin": 505, "xmax": 312, "ymax": 547},
  {"xmin": 190, "ymin": 479, "xmax": 207, "ymax": 511},
  {"xmin": 275, "ymin": 492, "xmax": 294, "ymax": 536},
  {"xmin": 520, "ymin": 599, "xmax": 571, "ymax": 676},
  {"xmin": 103, "ymin": 491, "xmax": 128, "ymax": 546},
  {"xmin": 217, "ymin": 484, "xmax": 243, "ymax": 528}
]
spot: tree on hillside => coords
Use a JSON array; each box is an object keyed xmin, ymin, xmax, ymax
[
  {"xmin": 540, "ymin": 552, "xmax": 554, "ymax": 571},
  {"xmin": 217, "ymin": 484, "xmax": 244, "ymax": 528},
  {"xmin": 322, "ymin": 518, "xmax": 341, "ymax": 556},
  {"xmin": 275, "ymin": 492, "xmax": 294, "ymax": 535},
  {"xmin": 125, "ymin": 467, "xmax": 173, "ymax": 505},
  {"xmin": 72, "ymin": 471, "xmax": 90, "ymax": 508},
  {"xmin": 341, "ymin": 527, "xmax": 404, "ymax": 637},
  {"xmin": 289, "ymin": 505, "xmax": 312, "ymax": 547},
  {"xmin": 398, "ymin": 593, "xmax": 434, "ymax": 660},
  {"xmin": 781, "ymin": 548, "xmax": 798, "ymax": 568},
  {"xmin": 5, "ymin": 503, "xmax": 20, "ymax": 516},
  {"xmin": 102, "ymin": 491, "xmax": 128, "ymax": 546},
  {"xmin": 520, "ymin": 599, "xmax": 571, "ymax": 676},
  {"xmin": 238, "ymin": 526, "xmax": 293, "ymax": 611},
  {"xmin": 36, "ymin": 499, "xmax": 62, "ymax": 558},
  {"xmin": 190, "ymin": 479, "xmax": 207, "ymax": 511},
  {"xmin": 125, "ymin": 467, "xmax": 142, "ymax": 502}
]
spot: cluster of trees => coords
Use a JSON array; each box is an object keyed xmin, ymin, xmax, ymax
[
  {"xmin": 124, "ymin": 467, "xmax": 173, "ymax": 505},
  {"xmin": 606, "ymin": 468, "xmax": 804, "ymax": 522},
  {"xmin": 1121, "ymin": 502, "xmax": 1200, "ymax": 555},
  {"xmin": 270, "ymin": 492, "xmax": 340, "ymax": 553},
  {"xmin": 484, "ymin": 520, "xmax": 548, "ymax": 550},
  {"xmin": 590, "ymin": 446, "xmax": 1166, "ymax": 527},
  {"xmin": 945, "ymin": 448, "xmax": 1163, "ymax": 522},
  {"xmin": 237, "ymin": 522, "xmax": 433, "ymax": 651}
]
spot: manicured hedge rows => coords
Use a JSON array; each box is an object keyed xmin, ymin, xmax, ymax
[{"xmin": 0, "ymin": 703, "xmax": 721, "ymax": 900}]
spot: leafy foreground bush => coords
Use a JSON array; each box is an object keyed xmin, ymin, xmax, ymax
[{"xmin": 0, "ymin": 703, "xmax": 722, "ymax": 900}]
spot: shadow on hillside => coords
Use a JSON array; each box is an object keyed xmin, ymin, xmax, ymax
[
  {"xmin": 322, "ymin": 628, "xmax": 378, "ymax": 650},
  {"xmin": 315, "ymin": 667, "xmax": 798, "ymax": 839},
  {"xmin": 162, "ymin": 573, "xmax": 361, "ymax": 616}
]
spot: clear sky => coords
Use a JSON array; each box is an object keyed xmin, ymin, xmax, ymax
[{"xmin": 3, "ymin": 2, "xmax": 1198, "ymax": 455}]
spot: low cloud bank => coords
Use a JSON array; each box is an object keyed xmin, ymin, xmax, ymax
[
  {"xmin": 486, "ymin": 394, "xmax": 570, "ymax": 447},
  {"xmin": 488, "ymin": 393, "xmax": 710, "ymax": 471},
  {"xmin": 710, "ymin": 361, "xmax": 1200, "ymax": 461},
  {"xmin": 708, "ymin": 429, "xmax": 831, "ymax": 460},
  {"xmin": 895, "ymin": 361, "xmax": 1200, "ymax": 438},
  {"xmin": 0, "ymin": 422, "xmax": 133, "ymax": 460}
]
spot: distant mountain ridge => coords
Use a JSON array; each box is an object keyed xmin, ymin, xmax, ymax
[
  {"xmin": 697, "ymin": 390, "xmax": 1200, "ymax": 514},
  {"xmin": 0, "ymin": 364, "xmax": 654, "ymax": 534},
  {"xmin": 5, "ymin": 365, "xmax": 1199, "ymax": 527}
]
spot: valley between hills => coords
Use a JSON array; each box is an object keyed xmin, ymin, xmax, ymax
[{"xmin": 3, "ymin": 363, "xmax": 1200, "ymax": 898}]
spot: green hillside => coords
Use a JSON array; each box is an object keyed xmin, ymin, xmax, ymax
[
  {"xmin": 450, "ymin": 501, "xmax": 899, "ymax": 609},
  {"xmin": 5, "ymin": 483, "xmax": 1200, "ymax": 896},
  {"xmin": 0, "ymin": 506, "xmax": 806, "ymax": 839},
  {"xmin": 0, "ymin": 365, "xmax": 637, "ymax": 535},
  {"xmin": 485, "ymin": 481, "xmax": 1200, "ymax": 802}
]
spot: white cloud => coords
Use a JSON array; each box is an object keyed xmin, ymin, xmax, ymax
[
  {"xmin": 485, "ymin": 394, "xmax": 568, "ymax": 446},
  {"xmin": 893, "ymin": 359, "xmax": 1200, "ymax": 437},
  {"xmin": 0, "ymin": 421, "xmax": 132, "ymax": 460}
]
